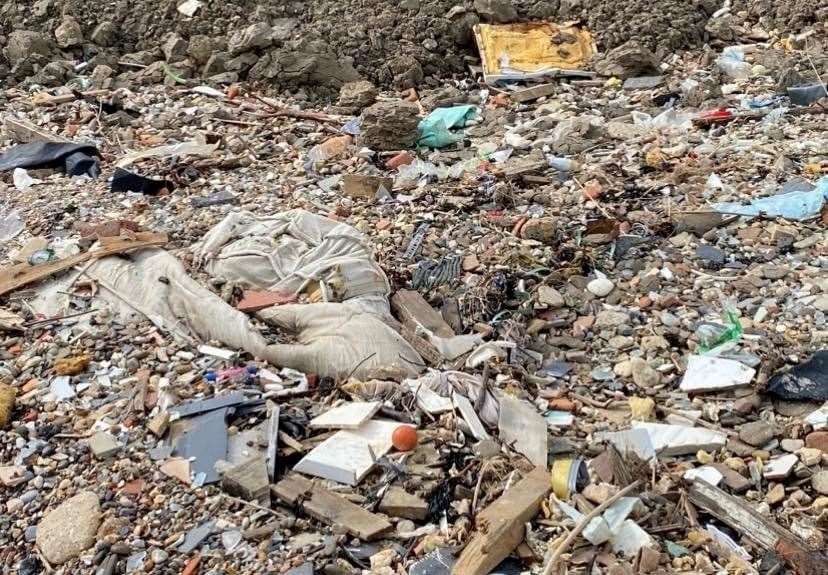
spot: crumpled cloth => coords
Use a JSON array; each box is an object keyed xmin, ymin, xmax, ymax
[
  {"xmin": 406, "ymin": 370, "xmax": 499, "ymax": 427},
  {"xmin": 31, "ymin": 249, "xmax": 423, "ymax": 379},
  {"xmin": 257, "ymin": 303, "xmax": 422, "ymax": 379},
  {"xmin": 193, "ymin": 209, "xmax": 390, "ymax": 313}
]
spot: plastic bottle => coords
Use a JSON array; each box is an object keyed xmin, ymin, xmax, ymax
[
  {"xmin": 546, "ymin": 156, "xmax": 580, "ymax": 172},
  {"xmin": 307, "ymin": 135, "xmax": 352, "ymax": 163},
  {"xmin": 716, "ymin": 47, "xmax": 750, "ymax": 80}
]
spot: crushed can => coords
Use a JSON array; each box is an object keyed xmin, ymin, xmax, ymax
[{"xmin": 551, "ymin": 457, "xmax": 589, "ymax": 499}]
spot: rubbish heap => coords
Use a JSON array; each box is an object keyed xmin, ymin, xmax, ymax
[{"xmin": 0, "ymin": 3, "xmax": 827, "ymax": 575}]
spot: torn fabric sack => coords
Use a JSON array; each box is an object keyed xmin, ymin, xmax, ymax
[
  {"xmin": 193, "ymin": 209, "xmax": 390, "ymax": 313},
  {"xmin": 32, "ymin": 248, "xmax": 421, "ymax": 379},
  {"xmin": 257, "ymin": 303, "xmax": 422, "ymax": 379}
]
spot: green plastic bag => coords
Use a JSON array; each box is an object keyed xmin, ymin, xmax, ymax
[
  {"xmin": 697, "ymin": 300, "xmax": 743, "ymax": 353},
  {"xmin": 418, "ymin": 105, "xmax": 477, "ymax": 148}
]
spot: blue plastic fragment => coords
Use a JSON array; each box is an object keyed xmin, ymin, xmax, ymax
[{"xmin": 714, "ymin": 177, "xmax": 828, "ymax": 221}]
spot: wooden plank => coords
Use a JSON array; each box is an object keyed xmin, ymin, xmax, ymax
[
  {"xmin": 399, "ymin": 324, "xmax": 444, "ymax": 366},
  {"xmin": 0, "ymin": 233, "xmax": 167, "ymax": 296},
  {"xmin": 391, "ymin": 289, "xmax": 455, "ymax": 338},
  {"xmin": 453, "ymin": 467, "xmax": 551, "ymax": 575},
  {"xmin": 3, "ymin": 117, "xmax": 73, "ymax": 143},
  {"xmin": 272, "ymin": 475, "xmax": 392, "ymax": 541},
  {"xmin": 510, "ymin": 83, "xmax": 556, "ymax": 103},
  {"xmin": 688, "ymin": 480, "xmax": 807, "ymax": 551}
]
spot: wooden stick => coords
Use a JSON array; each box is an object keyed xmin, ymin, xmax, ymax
[
  {"xmin": 252, "ymin": 95, "xmax": 341, "ymax": 123},
  {"xmin": 659, "ymin": 405, "xmax": 737, "ymax": 437},
  {"xmin": 217, "ymin": 492, "xmax": 287, "ymax": 517},
  {"xmin": 542, "ymin": 480, "xmax": 642, "ymax": 575}
]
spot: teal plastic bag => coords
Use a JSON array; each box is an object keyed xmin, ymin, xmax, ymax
[{"xmin": 418, "ymin": 105, "xmax": 477, "ymax": 148}]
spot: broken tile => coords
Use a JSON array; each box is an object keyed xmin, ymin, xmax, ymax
[
  {"xmin": 309, "ymin": 401, "xmax": 381, "ymax": 429},
  {"xmin": 171, "ymin": 408, "xmax": 229, "ymax": 484},
  {"xmin": 177, "ymin": 520, "xmax": 215, "ymax": 553},
  {"xmin": 236, "ymin": 290, "xmax": 297, "ymax": 312},
  {"xmin": 498, "ymin": 394, "xmax": 547, "ymax": 468},
  {"xmin": 680, "ymin": 355, "xmax": 755, "ymax": 393},
  {"xmin": 632, "ymin": 422, "xmax": 727, "ymax": 456},
  {"xmin": 453, "ymin": 393, "xmax": 490, "ymax": 441},
  {"xmin": 763, "ymin": 453, "xmax": 798, "ymax": 480},
  {"xmin": 293, "ymin": 420, "xmax": 408, "ymax": 485}
]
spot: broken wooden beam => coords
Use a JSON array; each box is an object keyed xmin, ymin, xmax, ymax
[
  {"xmin": 452, "ymin": 467, "xmax": 551, "ymax": 575},
  {"xmin": 0, "ymin": 232, "xmax": 167, "ymax": 297},
  {"xmin": 272, "ymin": 475, "xmax": 392, "ymax": 541},
  {"xmin": 399, "ymin": 324, "xmax": 444, "ymax": 366},
  {"xmin": 775, "ymin": 538, "xmax": 828, "ymax": 575},
  {"xmin": 688, "ymin": 480, "xmax": 808, "ymax": 551},
  {"xmin": 509, "ymin": 83, "xmax": 556, "ymax": 103},
  {"xmin": 391, "ymin": 289, "xmax": 455, "ymax": 338},
  {"xmin": 3, "ymin": 117, "xmax": 73, "ymax": 144}
]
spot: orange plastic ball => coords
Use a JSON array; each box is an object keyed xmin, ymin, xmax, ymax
[{"xmin": 391, "ymin": 425, "xmax": 418, "ymax": 452}]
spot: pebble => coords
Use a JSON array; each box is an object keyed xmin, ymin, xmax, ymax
[
  {"xmin": 781, "ymin": 439, "xmax": 804, "ymax": 452},
  {"xmin": 724, "ymin": 457, "xmax": 747, "ymax": 472},
  {"xmin": 396, "ymin": 520, "xmax": 416, "ymax": 534},
  {"xmin": 20, "ymin": 490, "xmax": 38, "ymax": 504},
  {"xmin": 765, "ymin": 483, "xmax": 785, "ymax": 505},
  {"xmin": 629, "ymin": 396, "xmax": 655, "ymax": 420},
  {"xmin": 150, "ymin": 548, "xmax": 169, "ymax": 564},
  {"xmin": 738, "ymin": 421, "xmax": 776, "ymax": 447},
  {"xmin": 36, "ymin": 491, "xmax": 101, "ymax": 565},
  {"xmin": 613, "ymin": 360, "xmax": 632, "ymax": 377},
  {"xmin": 799, "ymin": 448, "xmax": 822, "ymax": 466},
  {"xmin": 537, "ymin": 285, "xmax": 565, "ymax": 308},
  {"xmin": 630, "ymin": 358, "xmax": 661, "ymax": 387},
  {"xmin": 812, "ymin": 471, "xmax": 828, "ymax": 496},
  {"xmin": 805, "ymin": 431, "xmax": 828, "ymax": 453},
  {"xmin": 761, "ymin": 265, "xmax": 789, "ymax": 280},
  {"xmin": 587, "ymin": 277, "xmax": 614, "ymax": 297},
  {"xmin": 594, "ymin": 310, "xmax": 630, "ymax": 329}
]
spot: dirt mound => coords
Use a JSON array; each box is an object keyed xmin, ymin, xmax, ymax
[
  {"xmin": 731, "ymin": 0, "xmax": 826, "ymax": 31},
  {"xmin": 577, "ymin": 0, "xmax": 714, "ymax": 53},
  {"xmin": 0, "ymin": 0, "xmax": 824, "ymax": 94}
]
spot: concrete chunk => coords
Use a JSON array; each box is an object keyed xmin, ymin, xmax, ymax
[
  {"xmin": 222, "ymin": 456, "xmax": 271, "ymax": 504},
  {"xmin": 379, "ymin": 486, "xmax": 429, "ymax": 520},
  {"xmin": 88, "ymin": 431, "xmax": 121, "ymax": 459}
]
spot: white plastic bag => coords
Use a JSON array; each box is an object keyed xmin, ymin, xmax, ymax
[{"xmin": 716, "ymin": 47, "xmax": 750, "ymax": 80}]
